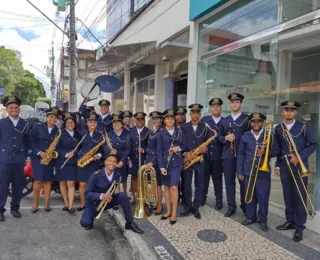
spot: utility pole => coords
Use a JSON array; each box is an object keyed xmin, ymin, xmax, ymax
[
  {"xmin": 50, "ymin": 46, "xmax": 56, "ymax": 106},
  {"xmin": 68, "ymin": 0, "xmax": 77, "ymax": 112}
]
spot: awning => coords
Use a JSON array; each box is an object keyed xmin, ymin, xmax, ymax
[
  {"xmin": 87, "ymin": 41, "xmax": 155, "ymax": 72},
  {"xmin": 137, "ymin": 41, "xmax": 192, "ymax": 65}
]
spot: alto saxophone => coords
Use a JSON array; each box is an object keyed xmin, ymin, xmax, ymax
[
  {"xmin": 40, "ymin": 128, "xmax": 62, "ymax": 166},
  {"xmin": 77, "ymin": 136, "xmax": 106, "ymax": 168},
  {"xmin": 182, "ymin": 128, "xmax": 217, "ymax": 170}
]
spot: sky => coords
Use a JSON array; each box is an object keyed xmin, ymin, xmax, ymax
[{"xmin": 0, "ymin": 0, "xmax": 107, "ymax": 98}]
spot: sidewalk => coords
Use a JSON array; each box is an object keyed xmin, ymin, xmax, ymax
[{"xmin": 111, "ymin": 181, "xmax": 320, "ymax": 260}]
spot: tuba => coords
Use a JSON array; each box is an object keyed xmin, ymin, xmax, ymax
[
  {"xmin": 133, "ymin": 165, "xmax": 158, "ymax": 218},
  {"xmin": 182, "ymin": 127, "xmax": 217, "ymax": 170},
  {"xmin": 77, "ymin": 136, "xmax": 106, "ymax": 168},
  {"xmin": 41, "ymin": 128, "xmax": 62, "ymax": 166},
  {"xmin": 245, "ymin": 122, "xmax": 272, "ymax": 204}
]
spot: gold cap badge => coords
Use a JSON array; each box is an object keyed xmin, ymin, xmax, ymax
[
  {"xmin": 253, "ymin": 112, "xmax": 260, "ymax": 119},
  {"xmin": 231, "ymin": 93, "xmax": 237, "ymax": 99},
  {"xmin": 287, "ymin": 101, "xmax": 295, "ymax": 107}
]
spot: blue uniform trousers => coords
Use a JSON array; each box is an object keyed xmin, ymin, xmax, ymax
[
  {"xmin": 203, "ymin": 160, "xmax": 223, "ymax": 203},
  {"xmin": 183, "ymin": 162, "xmax": 204, "ymax": 210},
  {"xmin": 80, "ymin": 192, "xmax": 133, "ymax": 227},
  {"xmin": 0, "ymin": 163, "xmax": 24, "ymax": 214},
  {"xmin": 222, "ymin": 159, "xmax": 245, "ymax": 211},
  {"xmin": 281, "ymin": 169, "xmax": 308, "ymax": 232},
  {"xmin": 244, "ymin": 173, "xmax": 270, "ymax": 223}
]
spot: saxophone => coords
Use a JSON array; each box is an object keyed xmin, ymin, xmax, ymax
[
  {"xmin": 40, "ymin": 128, "xmax": 62, "ymax": 166},
  {"xmin": 182, "ymin": 128, "xmax": 218, "ymax": 170},
  {"xmin": 77, "ymin": 136, "xmax": 106, "ymax": 168}
]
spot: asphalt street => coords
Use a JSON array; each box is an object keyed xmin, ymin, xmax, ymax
[{"xmin": 0, "ymin": 192, "xmax": 134, "ymax": 260}]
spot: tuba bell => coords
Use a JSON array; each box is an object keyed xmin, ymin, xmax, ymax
[{"xmin": 133, "ymin": 165, "xmax": 158, "ymax": 218}]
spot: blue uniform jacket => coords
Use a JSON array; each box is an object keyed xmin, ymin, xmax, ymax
[
  {"xmin": 201, "ymin": 116, "xmax": 223, "ymax": 161},
  {"xmin": 0, "ymin": 117, "xmax": 29, "ymax": 164},
  {"xmin": 85, "ymin": 169, "xmax": 121, "ymax": 204},
  {"xmin": 104, "ymin": 129, "xmax": 131, "ymax": 164},
  {"xmin": 218, "ymin": 114, "xmax": 249, "ymax": 159},
  {"xmin": 237, "ymin": 130, "xmax": 279, "ymax": 176},
  {"xmin": 274, "ymin": 121, "xmax": 316, "ymax": 178},
  {"xmin": 181, "ymin": 122, "xmax": 211, "ymax": 153},
  {"xmin": 55, "ymin": 129, "xmax": 81, "ymax": 165},
  {"xmin": 145, "ymin": 127, "xmax": 164, "ymax": 165},
  {"xmin": 129, "ymin": 127, "xmax": 150, "ymax": 165},
  {"xmin": 98, "ymin": 114, "xmax": 113, "ymax": 132},
  {"xmin": 78, "ymin": 129, "xmax": 104, "ymax": 160},
  {"xmin": 29, "ymin": 123, "xmax": 60, "ymax": 157},
  {"xmin": 157, "ymin": 127, "xmax": 187, "ymax": 169}
]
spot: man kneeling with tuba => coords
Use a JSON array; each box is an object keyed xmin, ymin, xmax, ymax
[
  {"xmin": 237, "ymin": 113, "xmax": 278, "ymax": 232},
  {"xmin": 80, "ymin": 152, "xmax": 144, "ymax": 234}
]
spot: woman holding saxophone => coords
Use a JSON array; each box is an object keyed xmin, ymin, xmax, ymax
[
  {"xmin": 103, "ymin": 113, "xmax": 131, "ymax": 194},
  {"xmin": 157, "ymin": 109, "xmax": 186, "ymax": 225},
  {"xmin": 29, "ymin": 107, "xmax": 61, "ymax": 213},
  {"xmin": 77, "ymin": 111, "xmax": 104, "ymax": 211},
  {"xmin": 55, "ymin": 112, "xmax": 81, "ymax": 214}
]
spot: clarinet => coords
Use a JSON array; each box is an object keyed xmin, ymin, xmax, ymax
[{"xmin": 166, "ymin": 136, "xmax": 175, "ymax": 171}]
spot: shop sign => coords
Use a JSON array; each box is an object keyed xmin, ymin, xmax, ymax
[{"xmin": 189, "ymin": 0, "xmax": 229, "ymax": 21}]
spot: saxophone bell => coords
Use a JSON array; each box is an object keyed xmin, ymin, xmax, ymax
[{"xmin": 51, "ymin": 151, "xmax": 58, "ymax": 159}]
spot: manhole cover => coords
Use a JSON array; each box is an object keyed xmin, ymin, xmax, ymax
[{"xmin": 197, "ymin": 229, "xmax": 228, "ymax": 243}]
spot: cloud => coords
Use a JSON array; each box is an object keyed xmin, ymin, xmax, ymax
[{"xmin": 0, "ymin": 0, "xmax": 106, "ymax": 98}]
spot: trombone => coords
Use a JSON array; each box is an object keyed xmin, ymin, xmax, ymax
[
  {"xmin": 245, "ymin": 122, "xmax": 272, "ymax": 204},
  {"xmin": 282, "ymin": 125, "xmax": 316, "ymax": 217}
]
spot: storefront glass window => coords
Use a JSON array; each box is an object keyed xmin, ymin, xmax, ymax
[
  {"xmin": 196, "ymin": 18, "xmax": 320, "ymax": 208},
  {"xmin": 198, "ymin": 0, "xmax": 318, "ymax": 56}
]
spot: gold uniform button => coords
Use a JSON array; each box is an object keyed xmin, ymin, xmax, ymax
[
  {"xmin": 13, "ymin": 145, "xmax": 16, "ymax": 147},
  {"xmin": 14, "ymin": 137, "xmax": 16, "ymax": 139}
]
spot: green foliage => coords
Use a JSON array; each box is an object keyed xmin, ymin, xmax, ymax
[
  {"xmin": 0, "ymin": 46, "xmax": 46, "ymax": 106},
  {"xmin": 36, "ymin": 97, "xmax": 51, "ymax": 106}
]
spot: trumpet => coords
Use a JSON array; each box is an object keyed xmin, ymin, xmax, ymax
[
  {"xmin": 228, "ymin": 123, "xmax": 236, "ymax": 157},
  {"xmin": 281, "ymin": 124, "xmax": 316, "ymax": 218},
  {"xmin": 245, "ymin": 122, "xmax": 272, "ymax": 204}
]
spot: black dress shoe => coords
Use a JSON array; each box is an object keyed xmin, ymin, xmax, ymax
[
  {"xmin": 77, "ymin": 206, "xmax": 85, "ymax": 212},
  {"xmin": 276, "ymin": 222, "xmax": 294, "ymax": 231},
  {"xmin": 10, "ymin": 210, "xmax": 22, "ymax": 218},
  {"xmin": 44, "ymin": 207, "xmax": 51, "ymax": 212},
  {"xmin": 154, "ymin": 207, "xmax": 163, "ymax": 216},
  {"xmin": 293, "ymin": 231, "xmax": 303, "ymax": 242},
  {"xmin": 241, "ymin": 218, "xmax": 256, "ymax": 225},
  {"xmin": 215, "ymin": 200, "xmax": 223, "ymax": 210},
  {"xmin": 0, "ymin": 213, "xmax": 4, "ymax": 222},
  {"xmin": 85, "ymin": 224, "xmax": 93, "ymax": 230},
  {"xmin": 68, "ymin": 208, "xmax": 75, "ymax": 214},
  {"xmin": 180, "ymin": 208, "xmax": 192, "ymax": 217},
  {"xmin": 125, "ymin": 222, "xmax": 144, "ymax": 234},
  {"xmin": 170, "ymin": 219, "xmax": 177, "ymax": 225},
  {"xmin": 260, "ymin": 222, "xmax": 269, "ymax": 232},
  {"xmin": 240, "ymin": 205, "xmax": 246, "ymax": 214},
  {"xmin": 161, "ymin": 214, "xmax": 171, "ymax": 220},
  {"xmin": 31, "ymin": 208, "xmax": 38, "ymax": 213},
  {"xmin": 194, "ymin": 209, "xmax": 201, "ymax": 219},
  {"xmin": 224, "ymin": 210, "xmax": 236, "ymax": 217},
  {"xmin": 63, "ymin": 206, "xmax": 68, "ymax": 212},
  {"xmin": 113, "ymin": 206, "xmax": 119, "ymax": 210}
]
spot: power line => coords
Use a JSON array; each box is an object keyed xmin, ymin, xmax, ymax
[
  {"xmin": 76, "ymin": 18, "xmax": 104, "ymax": 47},
  {"xmin": 0, "ymin": 24, "xmax": 53, "ymax": 30},
  {"xmin": 25, "ymin": 0, "xmax": 68, "ymax": 36}
]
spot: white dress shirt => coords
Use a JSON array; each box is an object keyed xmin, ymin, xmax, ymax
[
  {"xmin": 9, "ymin": 116, "xmax": 19, "ymax": 127},
  {"xmin": 192, "ymin": 125, "xmax": 197, "ymax": 132},
  {"xmin": 101, "ymin": 113, "xmax": 110, "ymax": 120},
  {"xmin": 251, "ymin": 129, "xmax": 263, "ymax": 141},
  {"xmin": 48, "ymin": 127, "xmax": 53, "ymax": 134},
  {"xmin": 99, "ymin": 171, "xmax": 114, "ymax": 199},
  {"xmin": 137, "ymin": 127, "xmax": 144, "ymax": 135},
  {"xmin": 212, "ymin": 116, "xmax": 221, "ymax": 125},
  {"xmin": 66, "ymin": 129, "xmax": 74, "ymax": 137},
  {"xmin": 167, "ymin": 129, "xmax": 174, "ymax": 135},
  {"xmin": 285, "ymin": 120, "xmax": 295, "ymax": 131},
  {"xmin": 231, "ymin": 112, "xmax": 242, "ymax": 121}
]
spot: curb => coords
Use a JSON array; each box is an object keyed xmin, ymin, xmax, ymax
[{"xmin": 109, "ymin": 209, "xmax": 158, "ymax": 260}]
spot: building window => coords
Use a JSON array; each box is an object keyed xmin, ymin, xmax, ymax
[{"xmin": 113, "ymin": 88, "xmax": 124, "ymax": 114}]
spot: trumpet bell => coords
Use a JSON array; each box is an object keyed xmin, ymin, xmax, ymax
[{"xmin": 258, "ymin": 163, "xmax": 270, "ymax": 172}]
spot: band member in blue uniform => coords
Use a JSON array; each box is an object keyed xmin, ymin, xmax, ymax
[
  {"xmin": 55, "ymin": 112, "xmax": 81, "ymax": 214},
  {"xmin": 218, "ymin": 93, "xmax": 249, "ymax": 217},
  {"xmin": 129, "ymin": 112, "xmax": 150, "ymax": 202},
  {"xmin": 202, "ymin": 97, "xmax": 224, "ymax": 210},
  {"xmin": 122, "ymin": 110, "xmax": 133, "ymax": 132},
  {"xmin": 181, "ymin": 104, "xmax": 212, "ymax": 220},
  {"xmin": 274, "ymin": 101, "xmax": 316, "ymax": 242},
  {"xmin": 80, "ymin": 152, "xmax": 144, "ymax": 233},
  {"xmin": 237, "ymin": 112, "xmax": 278, "ymax": 232},
  {"xmin": 78, "ymin": 106, "xmax": 95, "ymax": 131},
  {"xmin": 145, "ymin": 111, "xmax": 164, "ymax": 215},
  {"xmin": 104, "ymin": 113, "xmax": 131, "ymax": 193},
  {"xmin": 0, "ymin": 95, "xmax": 29, "ymax": 222},
  {"xmin": 29, "ymin": 107, "xmax": 61, "ymax": 213},
  {"xmin": 174, "ymin": 107, "xmax": 187, "ymax": 204},
  {"xmin": 77, "ymin": 112, "xmax": 104, "ymax": 211},
  {"xmin": 157, "ymin": 109, "xmax": 186, "ymax": 225},
  {"xmin": 97, "ymin": 99, "xmax": 112, "ymax": 131}
]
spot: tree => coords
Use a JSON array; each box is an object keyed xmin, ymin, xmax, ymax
[
  {"xmin": 36, "ymin": 97, "xmax": 51, "ymax": 106},
  {"xmin": 0, "ymin": 46, "xmax": 46, "ymax": 106}
]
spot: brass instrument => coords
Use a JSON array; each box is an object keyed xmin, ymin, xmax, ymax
[
  {"xmin": 77, "ymin": 136, "xmax": 106, "ymax": 168},
  {"xmin": 134, "ymin": 164, "xmax": 158, "ymax": 218},
  {"xmin": 105, "ymin": 131, "xmax": 117, "ymax": 154},
  {"xmin": 138, "ymin": 133, "xmax": 141, "ymax": 168},
  {"xmin": 40, "ymin": 128, "xmax": 62, "ymax": 166},
  {"xmin": 229, "ymin": 122, "xmax": 236, "ymax": 157},
  {"xmin": 95, "ymin": 178, "xmax": 121, "ymax": 221},
  {"xmin": 182, "ymin": 127, "xmax": 217, "ymax": 170},
  {"xmin": 282, "ymin": 125, "xmax": 316, "ymax": 217},
  {"xmin": 245, "ymin": 122, "xmax": 272, "ymax": 204}
]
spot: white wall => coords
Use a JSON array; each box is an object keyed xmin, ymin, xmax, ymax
[{"xmin": 111, "ymin": 0, "xmax": 190, "ymax": 46}]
